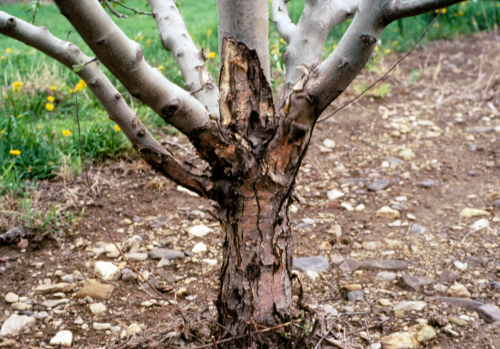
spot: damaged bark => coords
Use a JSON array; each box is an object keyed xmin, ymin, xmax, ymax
[{"xmin": 207, "ymin": 38, "xmax": 318, "ymax": 346}]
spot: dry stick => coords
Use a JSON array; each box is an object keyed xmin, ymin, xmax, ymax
[
  {"xmin": 72, "ymin": 94, "xmax": 238, "ymax": 340},
  {"xmin": 318, "ymin": 9, "xmax": 444, "ymax": 124},
  {"xmin": 363, "ymin": 314, "xmax": 372, "ymax": 346}
]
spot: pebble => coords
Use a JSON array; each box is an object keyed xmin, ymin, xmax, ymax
[
  {"xmin": 93, "ymin": 322, "xmax": 111, "ymax": 330},
  {"xmin": 440, "ymin": 270, "xmax": 460, "ymax": 284},
  {"xmin": 330, "ymin": 254, "xmax": 345, "ymax": 265},
  {"xmin": 447, "ymin": 284, "xmax": 471, "ymax": 298},
  {"xmin": 393, "ymin": 301, "xmax": 427, "ymax": 311},
  {"xmin": 399, "ymin": 149, "xmax": 415, "ymax": 160},
  {"xmin": 148, "ymin": 248, "xmax": 185, "ymax": 260},
  {"xmin": 34, "ymin": 283, "xmax": 74, "ymax": 294},
  {"xmin": 4, "ymin": 292, "xmax": 19, "ymax": 303},
  {"xmin": 90, "ymin": 302, "xmax": 107, "ymax": 315},
  {"xmin": 327, "ymin": 189, "xmax": 344, "ymax": 201},
  {"xmin": 120, "ymin": 218, "xmax": 132, "ymax": 226},
  {"xmin": 376, "ymin": 271, "xmax": 396, "ymax": 281},
  {"xmin": 188, "ymin": 224, "xmax": 213, "ymax": 237},
  {"xmin": 398, "ymin": 275, "xmax": 435, "ymax": 291},
  {"xmin": 478, "ymin": 304, "xmax": 500, "ymax": 323},
  {"xmin": 50, "ymin": 330, "xmax": 73, "ymax": 347},
  {"xmin": 129, "ymin": 235, "xmax": 142, "ymax": 253},
  {"xmin": 360, "ymin": 259, "xmax": 407, "ymax": 271},
  {"xmin": 448, "ymin": 316, "xmax": 468, "ymax": 326},
  {"xmin": 105, "ymin": 243, "xmax": 120, "ymax": 258},
  {"xmin": 347, "ymin": 290, "xmax": 364, "ymax": 302},
  {"xmin": 33, "ymin": 312, "xmax": 49, "ymax": 320},
  {"xmin": 409, "ymin": 224, "xmax": 426, "ymax": 234},
  {"xmin": 339, "ymin": 258, "xmax": 361, "ymax": 272},
  {"xmin": 460, "ymin": 208, "xmax": 490, "ymax": 218},
  {"xmin": 42, "ymin": 299, "xmax": 69, "ymax": 308},
  {"xmin": 368, "ymin": 178, "xmax": 390, "ymax": 191},
  {"xmin": 362, "ymin": 241, "xmax": 381, "ymax": 251},
  {"xmin": 157, "ymin": 258, "xmax": 173, "ymax": 268},
  {"xmin": 121, "ymin": 269, "xmax": 137, "ymax": 282},
  {"xmin": 94, "ymin": 261, "xmax": 121, "ymax": 281},
  {"xmin": 11, "ymin": 302, "xmax": 32, "ymax": 311},
  {"xmin": 292, "ymin": 256, "xmax": 330, "ymax": 272},
  {"xmin": 470, "ymin": 218, "xmax": 489, "ymax": 231},
  {"xmin": 454, "ymin": 261, "xmax": 468, "ymax": 271},
  {"xmin": 375, "ymin": 206, "xmax": 400, "ymax": 220},
  {"xmin": 125, "ymin": 252, "xmax": 148, "ymax": 262},
  {"xmin": 0, "ymin": 314, "xmax": 36, "ymax": 337},
  {"xmin": 433, "ymin": 283, "xmax": 448, "ymax": 293},
  {"xmin": 74, "ymin": 317, "xmax": 84, "ymax": 325},
  {"xmin": 76, "ymin": 279, "xmax": 114, "ymax": 300},
  {"xmin": 192, "ymin": 242, "xmax": 207, "ymax": 254},
  {"xmin": 418, "ymin": 180, "xmax": 436, "ymax": 188}
]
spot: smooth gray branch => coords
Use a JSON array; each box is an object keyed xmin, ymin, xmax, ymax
[
  {"xmin": 217, "ymin": 0, "xmax": 270, "ymax": 81},
  {"xmin": 0, "ymin": 11, "xmax": 214, "ymax": 196},
  {"xmin": 384, "ymin": 0, "xmax": 463, "ymax": 22},
  {"xmin": 280, "ymin": 0, "xmax": 361, "ymax": 95},
  {"xmin": 149, "ymin": 0, "xmax": 219, "ymax": 117},
  {"xmin": 54, "ymin": 0, "xmax": 210, "ymax": 136},
  {"xmin": 272, "ymin": 0, "xmax": 295, "ymax": 43}
]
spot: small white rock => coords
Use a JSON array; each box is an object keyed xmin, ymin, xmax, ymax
[
  {"xmin": 192, "ymin": 242, "xmax": 208, "ymax": 254},
  {"xmin": 94, "ymin": 261, "xmax": 121, "ymax": 281},
  {"xmin": 188, "ymin": 225, "xmax": 213, "ymax": 237},
  {"xmin": 90, "ymin": 302, "xmax": 107, "ymax": 315},
  {"xmin": 327, "ymin": 189, "xmax": 344, "ymax": 201},
  {"xmin": 4, "ymin": 292, "xmax": 19, "ymax": 304},
  {"xmin": 50, "ymin": 330, "xmax": 73, "ymax": 347}
]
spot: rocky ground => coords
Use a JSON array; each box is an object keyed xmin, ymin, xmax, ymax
[{"xmin": 1, "ymin": 32, "xmax": 500, "ymax": 349}]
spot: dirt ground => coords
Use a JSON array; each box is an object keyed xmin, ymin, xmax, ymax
[{"xmin": 1, "ymin": 32, "xmax": 500, "ymax": 349}]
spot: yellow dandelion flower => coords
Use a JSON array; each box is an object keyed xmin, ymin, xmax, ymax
[
  {"xmin": 47, "ymin": 96, "xmax": 55, "ymax": 102},
  {"xmin": 62, "ymin": 129, "xmax": 71, "ymax": 137},
  {"xmin": 375, "ymin": 46, "xmax": 379, "ymax": 51},
  {"xmin": 208, "ymin": 52, "xmax": 216, "ymax": 59},
  {"xmin": 10, "ymin": 150, "xmax": 21, "ymax": 156},
  {"xmin": 45, "ymin": 103, "xmax": 54, "ymax": 111},
  {"xmin": 75, "ymin": 79, "xmax": 86, "ymax": 91},
  {"xmin": 69, "ymin": 88, "xmax": 76, "ymax": 94},
  {"xmin": 134, "ymin": 36, "xmax": 138, "ymax": 41},
  {"xmin": 5, "ymin": 48, "xmax": 12, "ymax": 54},
  {"xmin": 442, "ymin": 8, "xmax": 447, "ymax": 14},
  {"xmin": 114, "ymin": 125, "xmax": 121, "ymax": 132},
  {"xmin": 279, "ymin": 38, "xmax": 284, "ymax": 43},
  {"xmin": 207, "ymin": 29, "xmax": 212, "ymax": 36},
  {"xmin": 28, "ymin": 167, "xmax": 32, "ymax": 173},
  {"xmin": 385, "ymin": 49, "xmax": 391, "ymax": 54},
  {"xmin": 332, "ymin": 45, "xmax": 337, "ymax": 50},
  {"xmin": 392, "ymin": 41, "xmax": 399, "ymax": 46},
  {"xmin": 140, "ymin": 35, "xmax": 144, "ymax": 41},
  {"xmin": 50, "ymin": 86, "xmax": 57, "ymax": 91},
  {"xmin": 48, "ymin": 161, "xmax": 53, "ymax": 166},
  {"xmin": 158, "ymin": 65, "xmax": 164, "ymax": 70},
  {"xmin": 38, "ymin": 125, "xmax": 42, "ymax": 130},
  {"xmin": 434, "ymin": 23, "xmax": 440, "ymax": 28},
  {"xmin": 13, "ymin": 81, "xmax": 22, "ymax": 92},
  {"xmin": 459, "ymin": 11, "xmax": 465, "ymax": 16},
  {"xmin": 1, "ymin": 56, "xmax": 5, "ymax": 60}
]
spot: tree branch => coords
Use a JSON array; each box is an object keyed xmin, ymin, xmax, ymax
[
  {"xmin": 0, "ymin": 11, "xmax": 214, "ymax": 197},
  {"xmin": 101, "ymin": 0, "xmax": 127, "ymax": 18},
  {"xmin": 272, "ymin": 0, "xmax": 296, "ymax": 43},
  {"xmin": 53, "ymin": 0, "xmax": 211, "ymax": 136},
  {"xmin": 148, "ymin": 0, "xmax": 219, "ymax": 117},
  {"xmin": 306, "ymin": 0, "xmax": 460, "ymax": 115},
  {"xmin": 280, "ymin": 0, "xmax": 361, "ymax": 97},
  {"xmin": 217, "ymin": 0, "xmax": 270, "ymax": 81},
  {"xmin": 384, "ymin": 0, "xmax": 463, "ymax": 22}
]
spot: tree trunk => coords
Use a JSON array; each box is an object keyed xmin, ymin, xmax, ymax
[
  {"xmin": 217, "ymin": 181, "xmax": 293, "ymax": 344},
  {"xmin": 211, "ymin": 37, "xmax": 318, "ymax": 347}
]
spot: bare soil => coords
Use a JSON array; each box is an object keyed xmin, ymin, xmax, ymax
[{"xmin": 1, "ymin": 32, "xmax": 500, "ymax": 349}]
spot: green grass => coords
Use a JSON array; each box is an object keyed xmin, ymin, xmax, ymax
[{"xmin": 0, "ymin": 0, "xmax": 499, "ymax": 195}]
